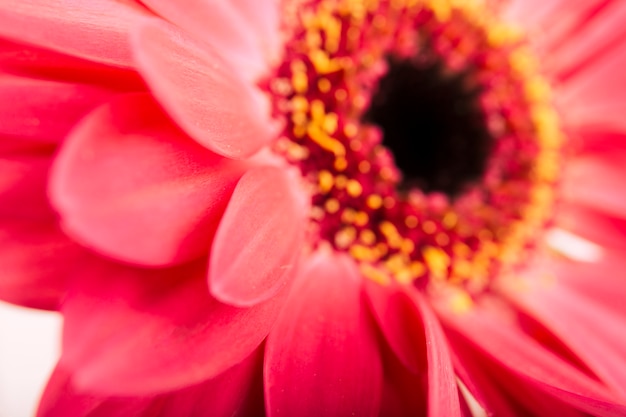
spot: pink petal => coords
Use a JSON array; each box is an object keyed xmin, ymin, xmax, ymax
[
  {"xmin": 0, "ymin": 152, "xmax": 54, "ymax": 221},
  {"xmin": 0, "ymin": 74, "xmax": 114, "ymax": 143},
  {"xmin": 557, "ymin": 204, "xmax": 626, "ymax": 251},
  {"xmin": 505, "ymin": 282, "xmax": 626, "ymax": 400},
  {"xmin": 209, "ymin": 166, "xmax": 306, "ymax": 307},
  {"xmin": 0, "ymin": 39, "xmax": 145, "ymax": 91},
  {"xmin": 0, "ymin": 222, "xmax": 84, "ymax": 310},
  {"xmin": 231, "ymin": 0, "xmax": 282, "ymax": 65},
  {"xmin": 364, "ymin": 282, "xmax": 461, "ymax": 416},
  {"xmin": 265, "ymin": 251, "xmax": 383, "ymax": 417},
  {"xmin": 131, "ymin": 18, "xmax": 277, "ymax": 159},
  {"xmin": 39, "ymin": 348, "xmax": 264, "ymax": 417},
  {"xmin": 448, "ymin": 327, "xmax": 585, "ymax": 417},
  {"xmin": 410, "ymin": 293, "xmax": 462, "ymax": 417},
  {"xmin": 50, "ymin": 93, "xmax": 248, "ymax": 267},
  {"xmin": 439, "ymin": 304, "xmax": 626, "ymax": 416},
  {"xmin": 378, "ymin": 346, "xmax": 427, "ymax": 417},
  {"xmin": 0, "ymin": 0, "xmax": 150, "ymax": 68},
  {"xmin": 554, "ymin": 7, "xmax": 626, "ymax": 133},
  {"xmin": 60, "ymin": 258, "xmax": 287, "ymax": 395},
  {"xmin": 139, "ymin": 0, "xmax": 266, "ymax": 78},
  {"xmin": 364, "ymin": 281, "xmax": 427, "ymax": 373},
  {"xmin": 562, "ymin": 154, "xmax": 626, "ymax": 219}
]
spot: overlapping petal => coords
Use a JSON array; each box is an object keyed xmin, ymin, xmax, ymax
[
  {"xmin": 60, "ymin": 258, "xmax": 286, "ymax": 395},
  {"xmin": 131, "ymin": 18, "xmax": 277, "ymax": 159},
  {"xmin": 50, "ymin": 93, "xmax": 248, "ymax": 267},
  {"xmin": 265, "ymin": 251, "xmax": 383, "ymax": 417},
  {"xmin": 0, "ymin": 0, "xmax": 150, "ymax": 68}
]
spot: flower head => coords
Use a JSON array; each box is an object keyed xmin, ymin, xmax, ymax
[{"xmin": 1, "ymin": 0, "xmax": 626, "ymax": 415}]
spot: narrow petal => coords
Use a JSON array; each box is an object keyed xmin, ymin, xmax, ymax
[
  {"xmin": 411, "ymin": 293, "xmax": 462, "ymax": 417},
  {"xmin": 209, "ymin": 166, "xmax": 306, "ymax": 307},
  {"xmin": 131, "ymin": 18, "xmax": 277, "ymax": 159},
  {"xmin": 139, "ymin": 0, "xmax": 266, "ymax": 78},
  {"xmin": 0, "ymin": 74, "xmax": 114, "ymax": 143},
  {"xmin": 562, "ymin": 154, "xmax": 626, "ymax": 219},
  {"xmin": 364, "ymin": 282, "xmax": 426, "ymax": 374},
  {"xmin": 505, "ymin": 261, "xmax": 626, "ymax": 398},
  {"xmin": 265, "ymin": 251, "xmax": 383, "ymax": 417},
  {"xmin": 440, "ymin": 304, "xmax": 626, "ymax": 416},
  {"xmin": 364, "ymin": 282, "xmax": 461, "ymax": 416},
  {"xmin": 39, "ymin": 348, "xmax": 264, "ymax": 417},
  {"xmin": 0, "ymin": 222, "xmax": 84, "ymax": 310},
  {"xmin": 0, "ymin": 0, "xmax": 150, "ymax": 68},
  {"xmin": 50, "ymin": 93, "xmax": 248, "ymax": 267},
  {"xmin": 61, "ymin": 258, "xmax": 286, "ymax": 395},
  {"xmin": 378, "ymin": 346, "xmax": 427, "ymax": 417}
]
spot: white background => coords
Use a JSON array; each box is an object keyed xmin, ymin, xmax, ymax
[{"xmin": 0, "ymin": 302, "xmax": 61, "ymax": 417}]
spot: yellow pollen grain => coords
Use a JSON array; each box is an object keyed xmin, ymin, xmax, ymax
[
  {"xmin": 335, "ymin": 226, "xmax": 357, "ymax": 248},
  {"xmin": 309, "ymin": 49, "xmax": 343, "ymax": 74},
  {"xmin": 335, "ymin": 175, "xmax": 348, "ymax": 189},
  {"xmin": 422, "ymin": 246, "xmax": 450, "ymax": 278},
  {"xmin": 346, "ymin": 179, "xmax": 363, "ymax": 197},
  {"xmin": 318, "ymin": 170, "xmax": 334, "ymax": 193},
  {"xmin": 344, "ymin": 122, "xmax": 358, "ymax": 137},
  {"xmin": 360, "ymin": 229, "xmax": 377, "ymax": 245},
  {"xmin": 325, "ymin": 198, "xmax": 340, "ymax": 213},
  {"xmin": 354, "ymin": 211, "xmax": 369, "ymax": 227},
  {"xmin": 350, "ymin": 244, "xmax": 379, "ymax": 262},
  {"xmin": 442, "ymin": 212, "xmax": 458, "ymax": 229},
  {"xmin": 335, "ymin": 89, "xmax": 348, "ymax": 102},
  {"xmin": 341, "ymin": 208, "xmax": 357, "ymax": 223},
  {"xmin": 349, "ymin": 139, "xmax": 363, "ymax": 151},
  {"xmin": 453, "ymin": 242, "xmax": 471, "ymax": 258},
  {"xmin": 291, "ymin": 112, "xmax": 308, "ymax": 126},
  {"xmin": 306, "ymin": 29, "xmax": 322, "ymax": 49},
  {"xmin": 318, "ymin": 78, "xmax": 332, "ymax": 93},
  {"xmin": 310, "ymin": 99, "xmax": 325, "ymax": 122},
  {"xmin": 400, "ymin": 238, "xmax": 415, "ymax": 254},
  {"xmin": 436, "ymin": 232, "xmax": 450, "ymax": 246},
  {"xmin": 323, "ymin": 113, "xmax": 339, "ymax": 134},
  {"xmin": 410, "ymin": 261, "xmax": 426, "ymax": 277},
  {"xmin": 380, "ymin": 166, "xmax": 394, "ymax": 180},
  {"xmin": 292, "ymin": 71, "xmax": 308, "ymax": 93},
  {"xmin": 366, "ymin": 194, "xmax": 383, "ymax": 209},
  {"xmin": 405, "ymin": 215, "xmax": 419, "ymax": 228},
  {"xmin": 358, "ymin": 160, "xmax": 371, "ymax": 173},
  {"xmin": 383, "ymin": 196, "xmax": 396, "ymax": 209},
  {"xmin": 423, "ymin": 220, "xmax": 437, "ymax": 234},
  {"xmin": 291, "ymin": 96, "xmax": 309, "ymax": 113},
  {"xmin": 293, "ymin": 124, "xmax": 307, "ymax": 138},
  {"xmin": 360, "ymin": 264, "xmax": 390, "ymax": 285},
  {"xmin": 307, "ymin": 123, "xmax": 346, "ymax": 157},
  {"xmin": 334, "ymin": 157, "xmax": 348, "ymax": 171}
]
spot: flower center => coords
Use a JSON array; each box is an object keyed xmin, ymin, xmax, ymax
[
  {"xmin": 264, "ymin": 0, "xmax": 564, "ymax": 295},
  {"xmin": 363, "ymin": 57, "xmax": 491, "ymax": 197}
]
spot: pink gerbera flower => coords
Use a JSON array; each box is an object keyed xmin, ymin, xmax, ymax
[{"xmin": 1, "ymin": 0, "xmax": 626, "ymax": 415}]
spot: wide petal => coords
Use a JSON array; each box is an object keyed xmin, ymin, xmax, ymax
[
  {"xmin": 231, "ymin": 0, "xmax": 282, "ymax": 65},
  {"xmin": 39, "ymin": 348, "xmax": 264, "ymax": 417},
  {"xmin": 265, "ymin": 251, "xmax": 383, "ymax": 417},
  {"xmin": 410, "ymin": 293, "xmax": 462, "ymax": 417},
  {"xmin": 139, "ymin": 0, "xmax": 266, "ymax": 78},
  {"xmin": 50, "ymin": 93, "xmax": 248, "ymax": 267},
  {"xmin": 131, "ymin": 18, "xmax": 277, "ymax": 159},
  {"xmin": 0, "ymin": 0, "xmax": 150, "ymax": 68},
  {"xmin": 209, "ymin": 166, "xmax": 306, "ymax": 307},
  {"xmin": 60, "ymin": 258, "xmax": 286, "ymax": 395}
]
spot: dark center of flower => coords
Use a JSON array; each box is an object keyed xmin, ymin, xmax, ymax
[
  {"xmin": 266, "ymin": 0, "xmax": 563, "ymax": 300},
  {"xmin": 363, "ymin": 57, "xmax": 491, "ymax": 196}
]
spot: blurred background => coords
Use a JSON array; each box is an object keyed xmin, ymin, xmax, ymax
[{"xmin": 0, "ymin": 302, "xmax": 61, "ymax": 417}]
